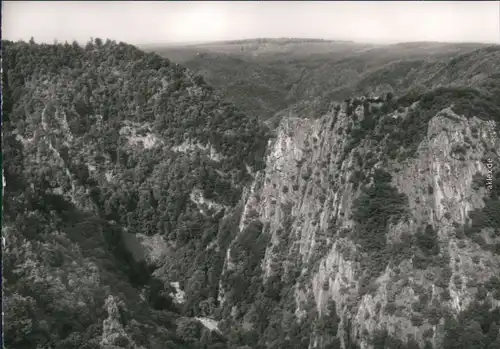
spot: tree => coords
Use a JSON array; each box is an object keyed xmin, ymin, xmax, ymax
[
  {"xmin": 184, "ymin": 269, "xmax": 207, "ymax": 315},
  {"xmin": 488, "ymin": 322, "xmax": 499, "ymax": 343},
  {"xmin": 406, "ymin": 338, "xmax": 421, "ymax": 349},
  {"xmin": 462, "ymin": 320, "xmax": 487, "ymax": 349},
  {"xmin": 176, "ymin": 317, "xmax": 203, "ymax": 344},
  {"xmin": 423, "ymin": 341, "xmax": 433, "ymax": 349},
  {"xmin": 488, "ymin": 333, "xmax": 500, "ymax": 349}
]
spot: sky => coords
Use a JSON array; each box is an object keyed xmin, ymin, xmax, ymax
[{"xmin": 3, "ymin": 1, "xmax": 500, "ymax": 45}]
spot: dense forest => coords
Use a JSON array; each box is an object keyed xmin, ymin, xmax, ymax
[{"xmin": 2, "ymin": 38, "xmax": 269, "ymax": 349}]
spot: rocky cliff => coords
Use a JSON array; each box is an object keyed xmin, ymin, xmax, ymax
[{"xmin": 217, "ymin": 94, "xmax": 500, "ymax": 349}]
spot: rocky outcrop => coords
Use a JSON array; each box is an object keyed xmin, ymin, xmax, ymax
[
  {"xmin": 101, "ymin": 295, "xmax": 144, "ymax": 349},
  {"xmin": 220, "ymin": 97, "xmax": 500, "ymax": 349}
]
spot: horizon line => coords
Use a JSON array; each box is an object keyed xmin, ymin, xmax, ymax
[
  {"xmin": 5, "ymin": 36, "xmax": 499, "ymax": 47},
  {"xmin": 136, "ymin": 37, "xmax": 499, "ymax": 48}
]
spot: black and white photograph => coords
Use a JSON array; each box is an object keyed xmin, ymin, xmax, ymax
[{"xmin": 2, "ymin": 1, "xmax": 500, "ymax": 349}]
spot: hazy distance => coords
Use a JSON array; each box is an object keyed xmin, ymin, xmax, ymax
[{"xmin": 3, "ymin": 1, "xmax": 500, "ymax": 45}]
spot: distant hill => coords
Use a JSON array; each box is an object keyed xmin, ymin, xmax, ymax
[{"xmin": 153, "ymin": 39, "xmax": 498, "ymax": 120}]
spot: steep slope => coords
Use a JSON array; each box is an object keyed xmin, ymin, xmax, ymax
[
  {"xmin": 2, "ymin": 39, "xmax": 269, "ymax": 349},
  {"xmin": 215, "ymin": 90, "xmax": 500, "ymax": 349}
]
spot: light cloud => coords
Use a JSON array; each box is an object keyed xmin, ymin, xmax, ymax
[{"xmin": 2, "ymin": 1, "xmax": 499, "ymax": 45}]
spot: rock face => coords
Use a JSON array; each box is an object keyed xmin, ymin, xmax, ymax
[{"xmin": 219, "ymin": 97, "xmax": 500, "ymax": 348}]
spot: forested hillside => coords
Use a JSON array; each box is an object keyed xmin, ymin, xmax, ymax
[{"xmin": 2, "ymin": 38, "xmax": 269, "ymax": 349}]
